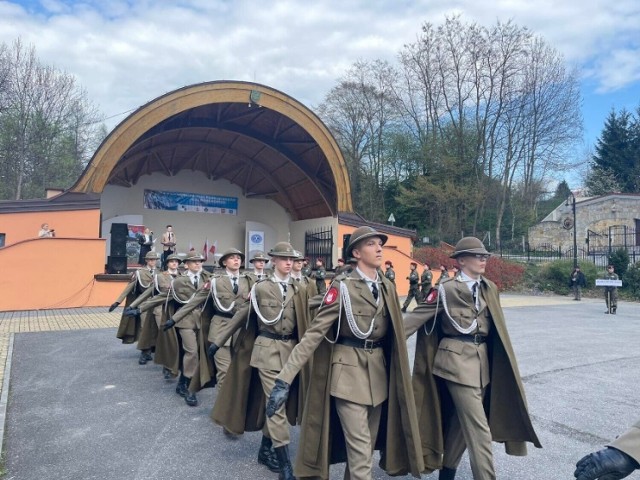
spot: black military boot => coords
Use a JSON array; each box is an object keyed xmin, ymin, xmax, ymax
[
  {"xmin": 184, "ymin": 379, "xmax": 198, "ymax": 407},
  {"xmin": 274, "ymin": 445, "xmax": 295, "ymax": 480},
  {"xmin": 439, "ymin": 467, "xmax": 456, "ymax": 480},
  {"xmin": 138, "ymin": 349, "xmax": 152, "ymax": 364},
  {"xmin": 175, "ymin": 374, "xmax": 188, "ymax": 397},
  {"xmin": 257, "ymin": 435, "xmax": 280, "ymax": 472},
  {"xmin": 162, "ymin": 367, "xmax": 173, "ymax": 380}
]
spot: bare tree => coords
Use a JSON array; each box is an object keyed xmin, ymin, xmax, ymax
[{"xmin": 0, "ymin": 38, "xmax": 105, "ymax": 200}]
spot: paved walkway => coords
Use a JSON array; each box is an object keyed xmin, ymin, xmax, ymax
[
  {"xmin": 0, "ymin": 294, "xmax": 599, "ymax": 398},
  {"xmin": 2, "ymin": 293, "xmax": 636, "ymax": 480}
]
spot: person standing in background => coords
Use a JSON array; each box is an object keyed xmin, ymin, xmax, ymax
[
  {"xmin": 384, "ymin": 260, "xmax": 395, "ymax": 284},
  {"xmin": 161, "ymin": 225, "xmax": 176, "ymax": 268},
  {"xmin": 401, "ymin": 261, "xmax": 420, "ymax": 313},
  {"xmin": 569, "ymin": 266, "xmax": 586, "ymax": 301},
  {"xmin": 313, "ymin": 257, "xmax": 327, "ymax": 295},
  {"xmin": 137, "ymin": 227, "xmax": 154, "ymax": 265},
  {"xmin": 603, "ymin": 264, "xmax": 619, "ymax": 314},
  {"xmin": 419, "ymin": 262, "xmax": 433, "ymax": 302},
  {"xmin": 38, "ymin": 223, "xmax": 55, "ymax": 238}
]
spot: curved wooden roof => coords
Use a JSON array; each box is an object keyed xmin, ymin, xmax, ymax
[{"xmin": 71, "ymin": 81, "xmax": 352, "ymax": 220}]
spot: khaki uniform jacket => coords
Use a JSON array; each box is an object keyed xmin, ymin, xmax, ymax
[
  {"xmin": 132, "ymin": 272, "xmax": 179, "ymax": 369},
  {"xmin": 276, "ymin": 271, "xmax": 424, "ymax": 479},
  {"xmin": 609, "ymin": 419, "xmax": 640, "ymax": 463},
  {"xmin": 211, "ymin": 278, "xmax": 311, "ymax": 434},
  {"xmin": 115, "ymin": 268, "xmax": 155, "ymax": 344},
  {"xmin": 404, "ymin": 276, "xmax": 542, "ymax": 472}
]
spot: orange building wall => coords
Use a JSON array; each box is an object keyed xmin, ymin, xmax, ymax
[
  {"xmin": 337, "ymin": 224, "xmax": 418, "ymax": 296},
  {"xmin": 0, "ymin": 237, "xmax": 127, "ymax": 311},
  {"xmin": 0, "ymin": 209, "xmax": 100, "ymax": 246}
]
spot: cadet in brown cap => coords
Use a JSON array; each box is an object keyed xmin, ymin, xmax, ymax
[
  {"xmin": 266, "ymin": 226, "xmax": 424, "ymax": 480},
  {"xmin": 248, "ymin": 250, "xmax": 270, "ymax": 281},
  {"xmin": 111, "ymin": 251, "xmax": 159, "ymax": 353},
  {"xmin": 125, "ymin": 252, "xmax": 182, "ymax": 378},
  {"xmin": 404, "ymin": 237, "xmax": 540, "ymax": 479},
  {"xmin": 209, "ymin": 241, "xmax": 311, "ymax": 477},
  {"xmin": 167, "ymin": 248, "xmax": 253, "ymax": 407},
  {"xmin": 161, "ymin": 251, "xmax": 212, "ymax": 405}
]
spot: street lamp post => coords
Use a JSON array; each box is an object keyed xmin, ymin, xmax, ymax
[{"xmin": 567, "ymin": 194, "xmax": 578, "ymax": 267}]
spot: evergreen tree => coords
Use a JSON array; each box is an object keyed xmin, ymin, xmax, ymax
[{"xmin": 590, "ymin": 109, "xmax": 639, "ymax": 193}]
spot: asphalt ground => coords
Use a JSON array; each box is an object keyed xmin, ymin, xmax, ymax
[{"xmin": 2, "ymin": 295, "xmax": 639, "ymax": 479}]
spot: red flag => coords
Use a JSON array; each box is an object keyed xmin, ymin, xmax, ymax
[{"xmin": 209, "ymin": 240, "xmax": 217, "ymax": 255}]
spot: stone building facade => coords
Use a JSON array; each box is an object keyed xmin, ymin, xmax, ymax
[{"xmin": 528, "ymin": 194, "xmax": 640, "ymax": 253}]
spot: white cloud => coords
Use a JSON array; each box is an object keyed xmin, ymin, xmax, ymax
[{"xmin": 0, "ymin": 0, "xmax": 638, "ymax": 129}]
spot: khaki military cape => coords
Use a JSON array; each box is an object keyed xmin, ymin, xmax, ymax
[
  {"xmin": 210, "ymin": 281, "xmax": 310, "ymax": 434},
  {"xmin": 116, "ymin": 269, "xmax": 154, "ymax": 344},
  {"xmin": 183, "ymin": 273, "xmax": 254, "ymax": 394},
  {"xmin": 131, "ymin": 276, "xmax": 181, "ymax": 374},
  {"xmin": 293, "ymin": 275, "xmax": 424, "ymax": 479},
  {"xmin": 609, "ymin": 419, "xmax": 640, "ymax": 463},
  {"xmin": 411, "ymin": 277, "xmax": 542, "ymax": 473}
]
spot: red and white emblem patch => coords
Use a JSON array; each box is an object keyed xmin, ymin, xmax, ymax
[
  {"xmin": 323, "ymin": 287, "xmax": 338, "ymax": 305},
  {"xmin": 425, "ymin": 288, "xmax": 438, "ymax": 304}
]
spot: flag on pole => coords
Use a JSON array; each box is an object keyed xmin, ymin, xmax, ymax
[
  {"xmin": 210, "ymin": 240, "xmax": 217, "ymax": 256},
  {"xmin": 203, "ymin": 238, "xmax": 209, "ymax": 261}
]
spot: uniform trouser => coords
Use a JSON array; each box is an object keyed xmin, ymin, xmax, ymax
[
  {"xmin": 443, "ymin": 381, "xmax": 495, "ymax": 480},
  {"xmin": 258, "ymin": 368, "xmax": 289, "ymax": 448},
  {"xmin": 177, "ymin": 327, "xmax": 198, "ymax": 378},
  {"xmin": 335, "ymin": 398, "xmax": 382, "ymax": 480},
  {"xmin": 214, "ymin": 346, "xmax": 231, "ymax": 388},
  {"xmin": 402, "ymin": 288, "xmax": 418, "ymax": 309},
  {"xmin": 605, "ymin": 289, "xmax": 618, "ymax": 310}
]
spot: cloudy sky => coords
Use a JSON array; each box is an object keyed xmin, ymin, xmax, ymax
[{"xmin": 1, "ymin": 0, "xmax": 639, "ymax": 162}]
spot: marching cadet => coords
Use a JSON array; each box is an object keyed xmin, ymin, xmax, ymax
[
  {"xmin": 313, "ymin": 257, "xmax": 327, "ymax": 295},
  {"xmin": 266, "ymin": 226, "xmax": 424, "ymax": 480},
  {"xmin": 419, "ymin": 262, "xmax": 433, "ymax": 302},
  {"xmin": 209, "ymin": 242, "xmax": 311, "ymax": 478},
  {"xmin": 603, "ymin": 264, "xmax": 619, "ymax": 314},
  {"xmin": 160, "ymin": 251, "xmax": 212, "ymax": 406},
  {"xmin": 167, "ymin": 248, "xmax": 253, "ymax": 406},
  {"xmin": 334, "ymin": 258, "xmax": 347, "ymax": 275},
  {"xmin": 384, "ymin": 260, "xmax": 396, "ymax": 284},
  {"xmin": 301, "ymin": 257, "xmax": 312, "ymax": 277},
  {"xmin": 248, "ymin": 251, "xmax": 270, "ymax": 281},
  {"xmin": 435, "ymin": 265, "xmax": 450, "ymax": 286},
  {"xmin": 125, "ymin": 253, "xmax": 182, "ymax": 378},
  {"xmin": 292, "ymin": 250, "xmax": 320, "ymax": 316},
  {"xmin": 110, "ymin": 251, "xmax": 159, "ymax": 358},
  {"xmin": 402, "ymin": 261, "xmax": 420, "ymax": 312},
  {"xmin": 404, "ymin": 237, "xmax": 541, "ymax": 479}
]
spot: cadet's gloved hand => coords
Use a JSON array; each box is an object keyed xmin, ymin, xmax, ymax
[
  {"xmin": 574, "ymin": 447, "xmax": 639, "ymax": 480},
  {"xmin": 108, "ymin": 302, "xmax": 119, "ymax": 312},
  {"xmin": 163, "ymin": 319, "xmax": 176, "ymax": 331},
  {"xmin": 123, "ymin": 307, "xmax": 140, "ymax": 317},
  {"xmin": 266, "ymin": 379, "xmax": 290, "ymax": 417},
  {"xmin": 207, "ymin": 343, "xmax": 219, "ymax": 361}
]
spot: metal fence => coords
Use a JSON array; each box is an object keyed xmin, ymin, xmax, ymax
[
  {"xmin": 498, "ymin": 225, "xmax": 640, "ymax": 267},
  {"xmin": 304, "ymin": 226, "xmax": 334, "ymax": 270}
]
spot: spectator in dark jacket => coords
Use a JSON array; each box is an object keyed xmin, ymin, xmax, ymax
[{"xmin": 569, "ymin": 266, "xmax": 587, "ymax": 300}]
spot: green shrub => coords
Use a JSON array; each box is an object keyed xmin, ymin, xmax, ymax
[
  {"xmin": 537, "ymin": 260, "xmax": 599, "ymax": 295},
  {"xmin": 622, "ymin": 262, "xmax": 640, "ymax": 299},
  {"xmin": 608, "ymin": 248, "xmax": 629, "ymax": 278}
]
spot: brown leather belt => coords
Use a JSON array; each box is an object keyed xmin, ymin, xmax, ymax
[
  {"xmin": 337, "ymin": 337, "xmax": 384, "ymax": 351},
  {"xmin": 258, "ymin": 331, "xmax": 295, "ymax": 341},
  {"xmin": 446, "ymin": 334, "xmax": 487, "ymax": 345}
]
